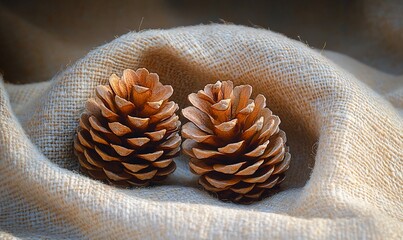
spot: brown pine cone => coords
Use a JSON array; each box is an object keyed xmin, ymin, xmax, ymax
[
  {"xmin": 181, "ymin": 81, "xmax": 290, "ymax": 204},
  {"xmin": 74, "ymin": 68, "xmax": 181, "ymax": 187}
]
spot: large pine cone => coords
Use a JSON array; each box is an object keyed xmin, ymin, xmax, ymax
[
  {"xmin": 74, "ymin": 68, "xmax": 181, "ymax": 187},
  {"xmin": 181, "ymin": 81, "xmax": 290, "ymax": 204}
]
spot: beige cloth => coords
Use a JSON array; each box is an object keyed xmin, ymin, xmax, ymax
[{"xmin": 0, "ymin": 24, "xmax": 402, "ymax": 239}]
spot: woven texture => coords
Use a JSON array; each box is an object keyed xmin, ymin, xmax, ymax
[{"xmin": 0, "ymin": 24, "xmax": 402, "ymax": 239}]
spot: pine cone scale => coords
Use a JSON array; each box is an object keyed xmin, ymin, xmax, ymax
[
  {"xmin": 122, "ymin": 162, "xmax": 148, "ymax": 172},
  {"xmin": 234, "ymin": 159, "xmax": 263, "ymax": 176},
  {"xmin": 213, "ymin": 161, "xmax": 244, "ymax": 174}
]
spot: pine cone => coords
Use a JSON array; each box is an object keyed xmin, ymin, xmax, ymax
[
  {"xmin": 74, "ymin": 68, "xmax": 181, "ymax": 187},
  {"xmin": 181, "ymin": 81, "xmax": 290, "ymax": 204}
]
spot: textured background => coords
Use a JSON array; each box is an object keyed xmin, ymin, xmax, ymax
[{"xmin": 0, "ymin": 0, "xmax": 403, "ymax": 84}]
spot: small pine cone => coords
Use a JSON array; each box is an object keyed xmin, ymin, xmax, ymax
[
  {"xmin": 74, "ymin": 68, "xmax": 181, "ymax": 187},
  {"xmin": 181, "ymin": 81, "xmax": 290, "ymax": 204}
]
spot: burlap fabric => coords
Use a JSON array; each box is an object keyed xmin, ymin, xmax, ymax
[{"xmin": 0, "ymin": 25, "xmax": 402, "ymax": 239}]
